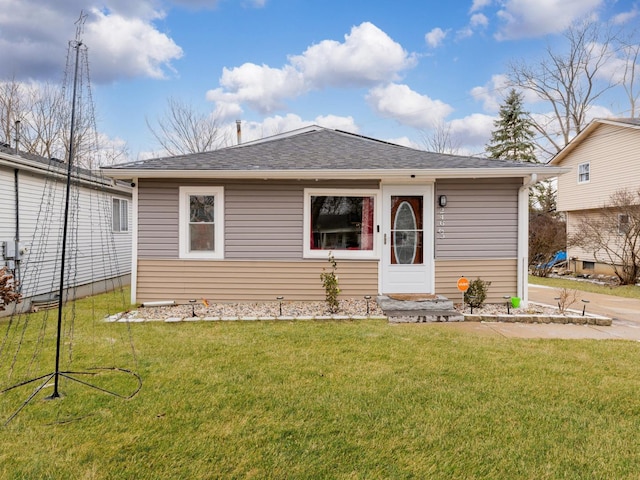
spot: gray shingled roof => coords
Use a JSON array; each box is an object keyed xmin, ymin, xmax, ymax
[{"xmin": 107, "ymin": 127, "xmax": 543, "ymax": 172}]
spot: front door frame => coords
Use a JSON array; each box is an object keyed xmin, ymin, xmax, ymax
[{"xmin": 380, "ymin": 184, "xmax": 434, "ymax": 294}]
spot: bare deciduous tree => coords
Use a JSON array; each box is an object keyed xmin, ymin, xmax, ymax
[
  {"xmin": 0, "ymin": 79, "xmax": 127, "ymax": 168},
  {"xmin": 146, "ymin": 97, "xmax": 229, "ymax": 156},
  {"xmin": 420, "ymin": 121, "xmax": 461, "ymax": 154},
  {"xmin": 619, "ymin": 37, "xmax": 640, "ymax": 118},
  {"xmin": 509, "ymin": 20, "xmax": 620, "ymax": 157},
  {"xmin": 569, "ymin": 189, "xmax": 640, "ymax": 285}
]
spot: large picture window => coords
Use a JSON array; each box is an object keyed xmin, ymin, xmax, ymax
[
  {"xmin": 304, "ymin": 190, "xmax": 378, "ymax": 259},
  {"xmin": 179, "ymin": 186, "xmax": 224, "ymax": 259}
]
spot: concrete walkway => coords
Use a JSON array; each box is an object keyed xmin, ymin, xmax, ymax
[{"xmin": 443, "ymin": 284, "xmax": 640, "ymax": 341}]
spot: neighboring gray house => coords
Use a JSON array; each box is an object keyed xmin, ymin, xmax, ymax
[
  {"xmin": 0, "ymin": 145, "xmax": 132, "ymax": 314},
  {"xmin": 102, "ymin": 126, "xmax": 565, "ymax": 306}
]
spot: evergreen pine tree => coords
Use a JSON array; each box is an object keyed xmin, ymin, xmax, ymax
[{"xmin": 485, "ymin": 89, "xmax": 537, "ymax": 162}]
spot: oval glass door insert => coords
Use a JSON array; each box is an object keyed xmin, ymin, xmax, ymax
[{"xmin": 393, "ymin": 201, "xmax": 417, "ymax": 264}]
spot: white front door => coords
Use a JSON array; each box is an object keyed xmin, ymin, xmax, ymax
[{"xmin": 381, "ymin": 185, "xmax": 434, "ymax": 294}]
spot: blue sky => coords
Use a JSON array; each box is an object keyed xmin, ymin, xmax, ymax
[{"xmin": 1, "ymin": 0, "xmax": 638, "ymax": 160}]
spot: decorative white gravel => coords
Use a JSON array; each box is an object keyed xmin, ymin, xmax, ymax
[{"xmin": 108, "ymin": 298, "xmax": 385, "ymax": 322}]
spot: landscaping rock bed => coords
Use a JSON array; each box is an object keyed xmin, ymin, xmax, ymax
[
  {"xmin": 106, "ymin": 299, "xmax": 611, "ymax": 326},
  {"xmin": 456, "ymin": 302, "xmax": 612, "ymax": 326}
]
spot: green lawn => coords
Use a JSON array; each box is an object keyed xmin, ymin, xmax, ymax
[
  {"xmin": 1, "ymin": 291, "xmax": 640, "ymax": 479},
  {"xmin": 529, "ymin": 274, "xmax": 640, "ymax": 299}
]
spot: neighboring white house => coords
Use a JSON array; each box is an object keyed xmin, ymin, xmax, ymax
[
  {"xmin": 550, "ymin": 117, "xmax": 640, "ymax": 277},
  {"xmin": 0, "ymin": 144, "xmax": 132, "ymax": 314}
]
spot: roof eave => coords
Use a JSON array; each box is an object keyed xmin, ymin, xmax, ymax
[{"xmin": 102, "ymin": 166, "xmax": 569, "ymax": 181}]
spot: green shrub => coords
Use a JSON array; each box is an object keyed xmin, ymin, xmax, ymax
[{"xmin": 464, "ymin": 277, "xmax": 491, "ymax": 308}]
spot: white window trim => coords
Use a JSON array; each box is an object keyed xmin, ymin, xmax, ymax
[
  {"xmin": 112, "ymin": 197, "xmax": 129, "ymax": 233},
  {"xmin": 179, "ymin": 186, "xmax": 224, "ymax": 260},
  {"xmin": 618, "ymin": 213, "xmax": 630, "ymax": 235},
  {"xmin": 303, "ymin": 188, "xmax": 380, "ymax": 260},
  {"xmin": 578, "ymin": 162, "xmax": 590, "ymax": 184}
]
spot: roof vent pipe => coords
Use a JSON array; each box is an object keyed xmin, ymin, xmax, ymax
[
  {"xmin": 14, "ymin": 120, "xmax": 20, "ymax": 156},
  {"xmin": 236, "ymin": 120, "xmax": 242, "ymax": 145}
]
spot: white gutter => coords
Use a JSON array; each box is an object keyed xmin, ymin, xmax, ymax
[
  {"xmin": 102, "ymin": 166, "xmax": 569, "ymax": 182},
  {"xmin": 517, "ymin": 173, "xmax": 538, "ymax": 306},
  {"xmin": 0, "ymin": 154, "xmax": 130, "ymax": 194}
]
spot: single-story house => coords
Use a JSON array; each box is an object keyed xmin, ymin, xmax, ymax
[
  {"xmin": 0, "ymin": 144, "xmax": 132, "ymax": 314},
  {"xmin": 102, "ymin": 126, "xmax": 566, "ymax": 306},
  {"xmin": 549, "ymin": 118, "xmax": 640, "ymax": 277}
]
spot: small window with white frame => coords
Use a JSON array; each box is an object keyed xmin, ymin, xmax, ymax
[
  {"xmin": 618, "ymin": 214, "xmax": 630, "ymax": 235},
  {"xmin": 179, "ymin": 186, "xmax": 224, "ymax": 259},
  {"xmin": 304, "ymin": 189, "xmax": 378, "ymax": 259},
  {"xmin": 578, "ymin": 162, "xmax": 590, "ymax": 183},
  {"xmin": 112, "ymin": 197, "xmax": 129, "ymax": 233}
]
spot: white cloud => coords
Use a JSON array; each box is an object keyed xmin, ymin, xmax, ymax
[
  {"xmin": 495, "ymin": 0, "xmax": 604, "ymax": 40},
  {"xmin": 0, "ymin": 1, "xmax": 183, "ymax": 83},
  {"xmin": 470, "ymin": 13, "xmax": 489, "ymax": 28},
  {"xmin": 470, "ymin": 0, "xmax": 493, "ymax": 13},
  {"xmin": 470, "ymin": 74, "xmax": 511, "ymax": 112},
  {"xmin": 366, "ymin": 83, "xmax": 453, "ymax": 130},
  {"xmin": 235, "ymin": 114, "xmax": 358, "ymax": 143},
  {"xmin": 612, "ymin": 7, "xmax": 639, "ymax": 24},
  {"xmin": 207, "ymin": 22, "xmax": 416, "ymax": 115},
  {"xmin": 85, "ymin": 8, "xmax": 183, "ymax": 82},
  {"xmin": 448, "ymin": 113, "xmax": 496, "ymax": 154},
  {"xmin": 385, "ymin": 136, "xmax": 420, "ymax": 148},
  {"xmin": 425, "ymin": 28, "xmax": 447, "ymax": 48},
  {"xmin": 290, "ymin": 22, "xmax": 416, "ymax": 87},
  {"xmin": 207, "ymin": 63, "xmax": 305, "ymax": 114}
]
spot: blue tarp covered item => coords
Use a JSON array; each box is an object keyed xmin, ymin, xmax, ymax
[{"xmin": 538, "ymin": 251, "xmax": 567, "ymax": 269}]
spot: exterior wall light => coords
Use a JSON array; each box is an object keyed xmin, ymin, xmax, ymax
[{"xmin": 438, "ymin": 195, "xmax": 447, "ymax": 207}]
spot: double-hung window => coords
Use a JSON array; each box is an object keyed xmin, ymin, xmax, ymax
[
  {"xmin": 304, "ymin": 189, "xmax": 378, "ymax": 259},
  {"xmin": 578, "ymin": 162, "xmax": 590, "ymax": 183},
  {"xmin": 112, "ymin": 197, "xmax": 129, "ymax": 233},
  {"xmin": 618, "ymin": 214, "xmax": 630, "ymax": 235},
  {"xmin": 179, "ymin": 186, "xmax": 224, "ymax": 259}
]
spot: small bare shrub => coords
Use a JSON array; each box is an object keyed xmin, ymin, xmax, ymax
[
  {"xmin": 320, "ymin": 254, "xmax": 340, "ymax": 314},
  {"xmin": 555, "ymin": 288, "xmax": 579, "ymax": 314}
]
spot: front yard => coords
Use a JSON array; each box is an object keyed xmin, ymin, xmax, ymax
[{"xmin": 1, "ymin": 291, "xmax": 639, "ymax": 479}]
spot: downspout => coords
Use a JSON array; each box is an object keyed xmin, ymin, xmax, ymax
[
  {"xmin": 517, "ymin": 173, "xmax": 537, "ymax": 306},
  {"xmin": 130, "ymin": 177, "xmax": 139, "ymax": 305},
  {"xmin": 13, "ymin": 120, "xmax": 21, "ymax": 289},
  {"xmin": 13, "ymin": 168, "xmax": 21, "ymax": 290}
]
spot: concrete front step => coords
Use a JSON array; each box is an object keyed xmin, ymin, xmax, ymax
[
  {"xmin": 385, "ymin": 310, "xmax": 464, "ymax": 323},
  {"xmin": 377, "ymin": 295, "xmax": 463, "ymax": 323}
]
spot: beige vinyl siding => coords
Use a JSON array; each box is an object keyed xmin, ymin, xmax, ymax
[
  {"xmin": 225, "ymin": 182, "xmax": 303, "ymax": 259},
  {"xmin": 556, "ymin": 123, "xmax": 640, "ymax": 212},
  {"xmin": 137, "ymin": 178, "xmax": 378, "ymax": 260},
  {"xmin": 435, "ymin": 258, "xmax": 517, "ymax": 304},
  {"xmin": 138, "ymin": 180, "xmax": 179, "ymax": 258},
  {"xmin": 136, "ymin": 259, "xmax": 378, "ymax": 302},
  {"xmin": 434, "ymin": 178, "xmax": 520, "ymax": 259},
  {"xmin": 566, "ymin": 210, "xmax": 627, "ymax": 276}
]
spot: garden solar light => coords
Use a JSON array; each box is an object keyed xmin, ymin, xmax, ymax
[
  {"xmin": 503, "ymin": 295, "xmax": 511, "ymax": 314},
  {"xmin": 581, "ymin": 299, "xmax": 590, "ymax": 316},
  {"xmin": 364, "ymin": 295, "xmax": 372, "ymax": 315},
  {"xmin": 277, "ymin": 296, "xmax": 284, "ymax": 316},
  {"xmin": 189, "ymin": 299, "xmax": 197, "ymax": 317}
]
